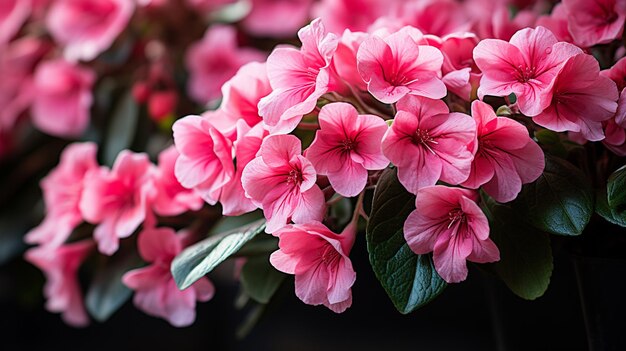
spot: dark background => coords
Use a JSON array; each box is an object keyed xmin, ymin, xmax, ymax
[{"xmin": 0, "ymin": 233, "xmax": 594, "ymax": 351}]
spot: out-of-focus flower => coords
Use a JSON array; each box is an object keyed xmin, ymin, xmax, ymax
[
  {"xmin": 563, "ymin": 0, "xmax": 626, "ymax": 47},
  {"xmin": 242, "ymin": 0, "xmax": 313, "ymax": 38},
  {"xmin": 0, "ymin": 0, "xmax": 31, "ymax": 46}
]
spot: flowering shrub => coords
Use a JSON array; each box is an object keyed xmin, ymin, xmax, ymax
[{"xmin": 2, "ymin": 0, "xmax": 626, "ymax": 338}]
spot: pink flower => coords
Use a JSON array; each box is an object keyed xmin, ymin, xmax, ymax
[
  {"xmin": 220, "ymin": 61, "xmax": 272, "ymax": 129},
  {"xmin": 219, "ymin": 121, "xmax": 268, "ymax": 216},
  {"xmin": 122, "ymin": 227, "xmax": 214, "ymax": 327},
  {"xmin": 305, "ymin": 102, "xmax": 388, "ymax": 197},
  {"xmin": 404, "ymin": 186, "xmax": 499, "ymax": 283},
  {"xmin": 536, "ymin": 4, "xmax": 574, "ymax": 43},
  {"xmin": 241, "ymin": 134, "xmax": 325, "ymax": 233},
  {"xmin": 428, "ymin": 32, "xmax": 480, "ymax": 101},
  {"xmin": 534, "ymin": 53, "xmax": 618, "ymax": 141},
  {"xmin": 462, "ymin": 100, "xmax": 545, "ymax": 203},
  {"xmin": 0, "ymin": 37, "xmax": 49, "ymax": 132},
  {"xmin": 469, "ymin": 1, "xmax": 538, "ymax": 41},
  {"xmin": 601, "ymin": 56, "xmax": 626, "ymax": 91},
  {"xmin": 185, "ymin": 25, "xmax": 265, "ymax": 105},
  {"xmin": 270, "ymin": 221, "xmax": 356, "ymax": 313},
  {"xmin": 25, "ymin": 240, "xmax": 94, "ymax": 327},
  {"xmin": 46, "ymin": 0, "xmax": 135, "ymax": 61},
  {"xmin": 80, "ymin": 150, "xmax": 155, "ymax": 255},
  {"xmin": 0, "ymin": 0, "xmax": 31, "ymax": 46},
  {"xmin": 152, "ymin": 145, "xmax": 204, "ymax": 217},
  {"xmin": 311, "ymin": 0, "xmax": 391, "ymax": 34},
  {"xmin": 258, "ymin": 18, "xmax": 340, "ymax": 134},
  {"xmin": 185, "ymin": 0, "xmax": 235, "ymax": 12},
  {"xmin": 25, "ymin": 142, "xmax": 99, "ymax": 247},
  {"xmin": 473, "ymin": 26, "xmax": 582, "ymax": 116},
  {"xmin": 563, "ymin": 0, "xmax": 626, "ymax": 47},
  {"xmin": 242, "ymin": 0, "xmax": 313, "ymax": 38},
  {"xmin": 172, "ymin": 115, "xmax": 235, "ymax": 204},
  {"xmin": 616, "ymin": 89, "xmax": 626, "ymax": 129},
  {"xmin": 356, "ymin": 26, "xmax": 446, "ymax": 104},
  {"xmin": 381, "ymin": 96, "xmax": 476, "ymax": 194},
  {"xmin": 603, "ymin": 118, "xmax": 626, "ymax": 156},
  {"xmin": 31, "ymin": 59, "xmax": 96, "ymax": 137},
  {"xmin": 399, "ymin": 0, "xmax": 471, "ymax": 37},
  {"xmin": 333, "ymin": 29, "xmax": 368, "ymax": 91}
]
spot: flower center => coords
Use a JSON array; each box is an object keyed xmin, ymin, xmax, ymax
[
  {"xmin": 321, "ymin": 244, "xmax": 340, "ymax": 265},
  {"xmin": 413, "ymin": 128, "xmax": 438, "ymax": 154},
  {"xmin": 341, "ymin": 138, "xmax": 355, "ymax": 151},
  {"xmin": 448, "ymin": 208, "xmax": 466, "ymax": 229},
  {"xmin": 286, "ymin": 168, "xmax": 303, "ymax": 185},
  {"xmin": 515, "ymin": 65, "xmax": 536, "ymax": 83}
]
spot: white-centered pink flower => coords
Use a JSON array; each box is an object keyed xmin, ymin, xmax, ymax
[
  {"xmin": 46, "ymin": 0, "xmax": 135, "ymax": 61},
  {"xmin": 123, "ymin": 227, "xmax": 215, "ymax": 327},
  {"xmin": 241, "ymin": 134, "xmax": 325, "ymax": 233},
  {"xmin": 381, "ymin": 95, "xmax": 476, "ymax": 194},
  {"xmin": 172, "ymin": 115, "xmax": 235, "ymax": 204},
  {"xmin": 220, "ymin": 61, "xmax": 272, "ymax": 129},
  {"xmin": 242, "ymin": 0, "xmax": 313, "ymax": 38},
  {"xmin": 357, "ymin": 26, "xmax": 446, "ymax": 104},
  {"xmin": 152, "ymin": 145, "xmax": 204, "ymax": 217},
  {"xmin": 563, "ymin": 0, "xmax": 626, "ymax": 47},
  {"xmin": 270, "ymin": 221, "xmax": 356, "ymax": 313},
  {"xmin": 0, "ymin": 0, "xmax": 31, "ymax": 46},
  {"xmin": 305, "ymin": 102, "xmax": 388, "ymax": 197},
  {"xmin": 462, "ymin": 100, "xmax": 545, "ymax": 203},
  {"xmin": 404, "ymin": 186, "xmax": 499, "ymax": 283},
  {"xmin": 26, "ymin": 142, "xmax": 99, "ymax": 247},
  {"xmin": 186, "ymin": 25, "xmax": 265, "ymax": 105},
  {"xmin": 473, "ymin": 26, "xmax": 582, "ymax": 116},
  {"xmin": 80, "ymin": 150, "xmax": 155, "ymax": 255},
  {"xmin": 25, "ymin": 240, "xmax": 95, "ymax": 327},
  {"xmin": 258, "ymin": 18, "xmax": 340, "ymax": 134},
  {"xmin": 31, "ymin": 59, "xmax": 96, "ymax": 138},
  {"xmin": 534, "ymin": 53, "xmax": 619, "ymax": 141}
]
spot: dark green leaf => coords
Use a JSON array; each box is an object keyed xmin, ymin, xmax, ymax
[
  {"xmin": 512, "ymin": 155, "xmax": 593, "ymax": 236},
  {"xmin": 366, "ymin": 167, "xmax": 446, "ymax": 314},
  {"xmin": 236, "ymin": 303, "xmax": 266, "ymax": 339},
  {"xmin": 534, "ymin": 129, "xmax": 568, "ymax": 159},
  {"xmin": 85, "ymin": 250, "xmax": 141, "ymax": 322},
  {"xmin": 483, "ymin": 195, "xmax": 553, "ymax": 300},
  {"xmin": 240, "ymin": 254, "xmax": 286, "ymax": 304},
  {"xmin": 607, "ymin": 165, "xmax": 626, "ymax": 210},
  {"xmin": 171, "ymin": 220, "xmax": 265, "ymax": 290},
  {"xmin": 596, "ymin": 189, "xmax": 626, "ymax": 227},
  {"xmin": 103, "ymin": 91, "xmax": 139, "ymax": 166}
]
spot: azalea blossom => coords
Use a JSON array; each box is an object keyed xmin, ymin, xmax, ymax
[
  {"xmin": 381, "ymin": 95, "xmax": 476, "ymax": 194},
  {"xmin": 186, "ymin": 25, "xmax": 265, "ymax": 105},
  {"xmin": 258, "ymin": 18, "xmax": 340, "ymax": 134},
  {"xmin": 152, "ymin": 145, "xmax": 204, "ymax": 217},
  {"xmin": 311, "ymin": 0, "xmax": 390, "ymax": 34},
  {"xmin": 241, "ymin": 134, "xmax": 325, "ymax": 233},
  {"xmin": 462, "ymin": 100, "xmax": 545, "ymax": 203},
  {"xmin": 80, "ymin": 150, "xmax": 155, "ymax": 255},
  {"xmin": 356, "ymin": 26, "xmax": 446, "ymax": 104},
  {"xmin": 270, "ymin": 221, "xmax": 356, "ymax": 313},
  {"xmin": 399, "ymin": 0, "xmax": 471, "ymax": 37},
  {"xmin": 305, "ymin": 102, "xmax": 388, "ymax": 197},
  {"xmin": 602, "ymin": 118, "xmax": 626, "ymax": 156},
  {"xmin": 333, "ymin": 29, "xmax": 368, "ymax": 91},
  {"xmin": 122, "ymin": 227, "xmax": 215, "ymax": 327},
  {"xmin": 563, "ymin": 0, "xmax": 626, "ymax": 47},
  {"xmin": 536, "ymin": 3, "xmax": 574, "ymax": 43},
  {"xmin": 25, "ymin": 142, "xmax": 99, "ymax": 247},
  {"xmin": 46, "ymin": 0, "xmax": 135, "ymax": 61},
  {"xmin": 0, "ymin": 0, "xmax": 31, "ymax": 46},
  {"xmin": 220, "ymin": 61, "xmax": 272, "ymax": 129},
  {"xmin": 25, "ymin": 240, "xmax": 95, "ymax": 327},
  {"xmin": 31, "ymin": 59, "xmax": 96, "ymax": 137},
  {"xmin": 404, "ymin": 186, "xmax": 499, "ymax": 283},
  {"xmin": 172, "ymin": 115, "xmax": 235, "ymax": 204},
  {"xmin": 534, "ymin": 53, "xmax": 618, "ymax": 141},
  {"xmin": 473, "ymin": 26, "xmax": 582, "ymax": 116},
  {"xmin": 601, "ymin": 56, "xmax": 626, "ymax": 129}
]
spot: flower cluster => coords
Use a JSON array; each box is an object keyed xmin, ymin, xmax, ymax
[{"xmin": 7, "ymin": 0, "xmax": 626, "ymax": 332}]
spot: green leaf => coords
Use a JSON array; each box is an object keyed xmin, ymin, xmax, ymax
[
  {"xmin": 512, "ymin": 155, "xmax": 593, "ymax": 236},
  {"xmin": 534, "ymin": 129, "xmax": 568, "ymax": 159},
  {"xmin": 483, "ymin": 195, "xmax": 553, "ymax": 300},
  {"xmin": 366, "ymin": 167, "xmax": 446, "ymax": 314},
  {"xmin": 171, "ymin": 220, "xmax": 265, "ymax": 290},
  {"xmin": 240, "ymin": 254, "xmax": 286, "ymax": 304},
  {"xmin": 607, "ymin": 165, "xmax": 626, "ymax": 210},
  {"xmin": 596, "ymin": 189, "xmax": 626, "ymax": 227},
  {"xmin": 86, "ymin": 250, "xmax": 141, "ymax": 322},
  {"xmin": 103, "ymin": 91, "xmax": 139, "ymax": 167}
]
